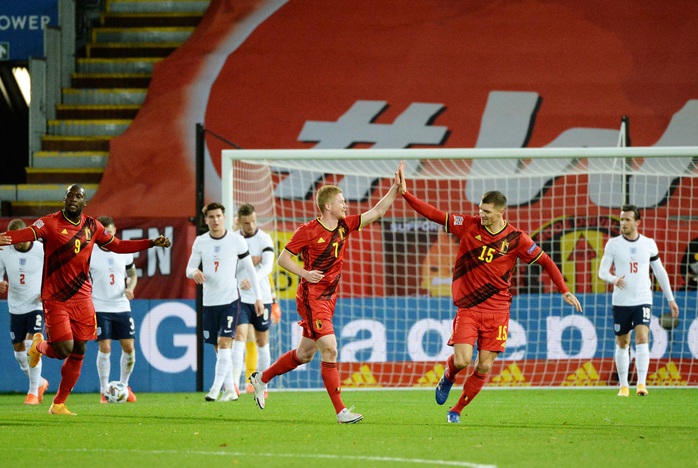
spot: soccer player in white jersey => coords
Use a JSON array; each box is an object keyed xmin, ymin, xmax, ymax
[
  {"xmin": 90, "ymin": 216, "xmax": 139, "ymax": 403},
  {"xmin": 186, "ymin": 202, "xmax": 265, "ymax": 402},
  {"xmin": 598, "ymin": 205, "xmax": 679, "ymax": 397},
  {"xmin": 231, "ymin": 204, "xmax": 275, "ymax": 396},
  {"xmin": 0, "ymin": 219, "xmax": 49, "ymax": 405}
]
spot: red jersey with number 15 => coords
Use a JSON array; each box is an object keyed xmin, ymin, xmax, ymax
[
  {"xmin": 447, "ymin": 214, "xmax": 542, "ymax": 312},
  {"xmin": 284, "ymin": 214, "xmax": 362, "ymax": 301}
]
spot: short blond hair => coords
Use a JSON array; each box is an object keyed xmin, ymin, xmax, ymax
[{"xmin": 316, "ymin": 185, "xmax": 342, "ymax": 214}]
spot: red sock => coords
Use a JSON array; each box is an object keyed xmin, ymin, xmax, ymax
[
  {"xmin": 321, "ymin": 361, "xmax": 345, "ymax": 413},
  {"xmin": 53, "ymin": 353, "xmax": 84, "ymax": 405},
  {"xmin": 37, "ymin": 341, "xmax": 61, "ymax": 359},
  {"xmin": 444, "ymin": 354, "xmax": 461, "ymax": 382},
  {"xmin": 450, "ymin": 370, "xmax": 487, "ymax": 414},
  {"xmin": 261, "ymin": 350, "xmax": 302, "ymax": 383}
]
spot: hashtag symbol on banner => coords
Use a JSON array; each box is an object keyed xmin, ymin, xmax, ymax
[{"xmin": 274, "ymin": 100, "xmax": 448, "ymax": 201}]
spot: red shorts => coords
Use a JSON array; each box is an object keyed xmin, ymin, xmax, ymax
[
  {"xmin": 297, "ymin": 296, "xmax": 336, "ymax": 340},
  {"xmin": 43, "ymin": 299, "xmax": 97, "ymax": 343},
  {"xmin": 449, "ymin": 307, "xmax": 510, "ymax": 352}
]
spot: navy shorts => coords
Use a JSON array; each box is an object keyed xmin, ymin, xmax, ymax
[
  {"xmin": 203, "ymin": 300, "xmax": 240, "ymax": 345},
  {"xmin": 10, "ymin": 310, "xmax": 44, "ymax": 344},
  {"xmin": 612, "ymin": 304, "xmax": 652, "ymax": 336},
  {"xmin": 237, "ymin": 302, "xmax": 272, "ymax": 333},
  {"xmin": 96, "ymin": 312, "xmax": 135, "ymax": 341}
]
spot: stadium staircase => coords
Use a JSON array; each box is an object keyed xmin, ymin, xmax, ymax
[{"xmin": 1, "ymin": 0, "xmax": 209, "ymax": 217}]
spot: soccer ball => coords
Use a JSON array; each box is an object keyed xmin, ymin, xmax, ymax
[{"xmin": 104, "ymin": 381, "xmax": 129, "ymax": 404}]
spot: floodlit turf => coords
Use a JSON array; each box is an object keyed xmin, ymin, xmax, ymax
[{"xmin": 1, "ymin": 388, "xmax": 696, "ymax": 467}]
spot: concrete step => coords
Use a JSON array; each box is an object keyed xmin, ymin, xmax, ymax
[
  {"xmin": 0, "ymin": 201, "xmax": 63, "ymax": 218},
  {"xmin": 92, "ymin": 27, "xmax": 194, "ymax": 43},
  {"xmin": 41, "ymin": 135, "xmax": 112, "ymax": 152},
  {"xmin": 56, "ymin": 104, "xmax": 140, "ymax": 120},
  {"xmin": 86, "ymin": 42, "xmax": 180, "ymax": 58},
  {"xmin": 100, "ymin": 12, "xmax": 204, "ymax": 27},
  {"xmin": 33, "ymin": 151, "xmax": 108, "ymax": 169},
  {"xmin": 105, "ymin": 0, "xmax": 210, "ymax": 14},
  {"xmin": 77, "ymin": 58, "xmax": 158, "ymax": 74},
  {"xmin": 62, "ymin": 88, "xmax": 147, "ymax": 105},
  {"xmin": 26, "ymin": 168, "xmax": 104, "ymax": 184},
  {"xmin": 71, "ymin": 73, "xmax": 151, "ymax": 89},
  {"xmin": 47, "ymin": 119, "xmax": 131, "ymax": 136},
  {"xmin": 11, "ymin": 184, "xmax": 99, "ymax": 202}
]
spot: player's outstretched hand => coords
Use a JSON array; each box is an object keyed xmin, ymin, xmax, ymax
[
  {"xmin": 563, "ymin": 292, "xmax": 582, "ymax": 312},
  {"xmin": 0, "ymin": 233, "xmax": 11, "ymax": 246},
  {"xmin": 397, "ymin": 162, "xmax": 407, "ymax": 195},
  {"xmin": 152, "ymin": 235, "xmax": 172, "ymax": 248}
]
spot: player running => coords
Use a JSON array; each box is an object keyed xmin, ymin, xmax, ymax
[
  {"xmin": 0, "ymin": 184, "xmax": 171, "ymax": 415},
  {"xmin": 397, "ymin": 167, "xmax": 582, "ymax": 423}
]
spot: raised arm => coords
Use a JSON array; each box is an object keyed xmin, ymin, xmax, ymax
[
  {"xmin": 397, "ymin": 163, "xmax": 449, "ymax": 226},
  {"xmin": 360, "ymin": 161, "xmax": 403, "ymax": 227}
]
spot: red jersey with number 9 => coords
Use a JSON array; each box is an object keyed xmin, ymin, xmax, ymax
[{"xmin": 21, "ymin": 212, "xmax": 113, "ymax": 302}]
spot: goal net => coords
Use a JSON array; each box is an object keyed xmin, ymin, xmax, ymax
[{"xmin": 222, "ymin": 147, "xmax": 698, "ymax": 390}]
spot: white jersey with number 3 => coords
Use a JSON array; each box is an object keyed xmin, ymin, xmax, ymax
[
  {"xmin": 0, "ymin": 242, "xmax": 44, "ymax": 314},
  {"xmin": 599, "ymin": 234, "xmax": 659, "ymax": 306},
  {"xmin": 90, "ymin": 248, "xmax": 134, "ymax": 313}
]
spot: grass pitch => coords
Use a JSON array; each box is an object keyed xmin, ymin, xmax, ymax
[{"xmin": 0, "ymin": 388, "xmax": 696, "ymax": 467}]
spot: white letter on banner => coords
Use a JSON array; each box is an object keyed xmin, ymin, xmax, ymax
[
  {"xmin": 546, "ymin": 315, "xmax": 598, "ymax": 359},
  {"xmin": 148, "ymin": 226, "xmax": 172, "ymax": 276},
  {"xmin": 340, "ymin": 320, "xmax": 386, "ymax": 362},
  {"xmin": 687, "ymin": 318, "xmax": 698, "ymax": 359},
  {"xmin": 500, "ymin": 319, "xmax": 526, "ymax": 361},
  {"xmin": 648, "ymin": 317, "xmax": 668, "ymax": 358},
  {"xmin": 407, "ymin": 319, "xmax": 452, "ymax": 361},
  {"xmin": 140, "ymin": 302, "xmax": 196, "ymax": 373}
]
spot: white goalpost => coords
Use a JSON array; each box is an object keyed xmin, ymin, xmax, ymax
[{"xmin": 222, "ymin": 146, "xmax": 698, "ymax": 390}]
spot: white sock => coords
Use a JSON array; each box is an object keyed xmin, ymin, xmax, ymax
[
  {"xmin": 231, "ymin": 340, "xmax": 245, "ymax": 391},
  {"xmin": 615, "ymin": 344, "xmax": 630, "ymax": 387},
  {"xmin": 635, "ymin": 343, "xmax": 650, "ymax": 386},
  {"xmin": 28, "ymin": 361, "xmax": 42, "ymax": 395},
  {"xmin": 14, "ymin": 350, "xmax": 30, "ymax": 378},
  {"xmin": 120, "ymin": 351, "xmax": 136, "ymax": 386},
  {"xmin": 97, "ymin": 351, "xmax": 111, "ymax": 393},
  {"xmin": 257, "ymin": 344, "xmax": 271, "ymax": 374},
  {"xmin": 211, "ymin": 348, "xmax": 231, "ymax": 394}
]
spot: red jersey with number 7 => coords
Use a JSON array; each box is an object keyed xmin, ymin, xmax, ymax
[{"xmin": 284, "ymin": 214, "xmax": 362, "ymax": 301}]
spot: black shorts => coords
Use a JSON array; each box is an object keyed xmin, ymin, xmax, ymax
[
  {"xmin": 612, "ymin": 304, "xmax": 652, "ymax": 336},
  {"xmin": 237, "ymin": 301, "xmax": 272, "ymax": 333},
  {"xmin": 203, "ymin": 300, "xmax": 240, "ymax": 345},
  {"xmin": 10, "ymin": 310, "xmax": 44, "ymax": 344},
  {"xmin": 96, "ymin": 312, "xmax": 135, "ymax": 341}
]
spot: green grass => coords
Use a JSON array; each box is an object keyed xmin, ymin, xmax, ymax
[{"xmin": 1, "ymin": 388, "xmax": 696, "ymax": 467}]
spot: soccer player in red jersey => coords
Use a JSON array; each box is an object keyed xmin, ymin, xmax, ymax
[
  {"xmin": 397, "ymin": 168, "xmax": 582, "ymax": 423},
  {"xmin": 0, "ymin": 184, "xmax": 172, "ymax": 415},
  {"xmin": 249, "ymin": 161, "xmax": 404, "ymax": 423}
]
